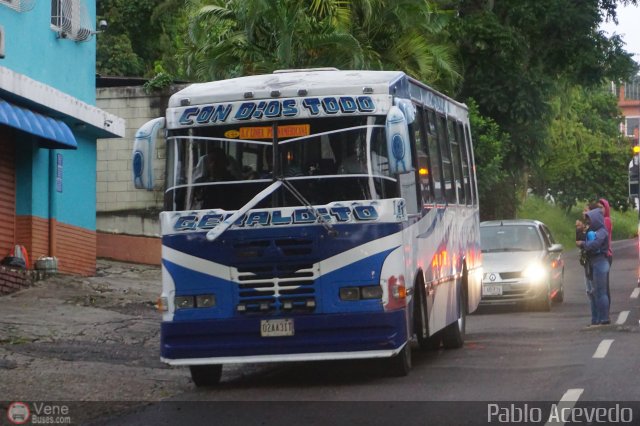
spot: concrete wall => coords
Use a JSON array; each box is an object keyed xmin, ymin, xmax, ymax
[{"xmin": 95, "ymin": 85, "xmax": 186, "ymax": 264}]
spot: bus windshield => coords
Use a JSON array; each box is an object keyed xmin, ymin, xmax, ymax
[{"xmin": 164, "ymin": 116, "xmax": 398, "ymax": 211}]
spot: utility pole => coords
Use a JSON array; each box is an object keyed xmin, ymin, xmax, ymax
[{"xmin": 633, "ymin": 144, "xmax": 640, "ymax": 286}]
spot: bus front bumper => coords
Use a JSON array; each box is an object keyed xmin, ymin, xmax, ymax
[{"xmin": 160, "ymin": 310, "xmax": 407, "ymax": 364}]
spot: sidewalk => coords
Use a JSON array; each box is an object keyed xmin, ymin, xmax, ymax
[{"xmin": 0, "ymin": 259, "xmax": 191, "ymax": 416}]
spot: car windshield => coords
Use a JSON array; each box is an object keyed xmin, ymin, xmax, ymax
[
  {"xmin": 480, "ymin": 225, "xmax": 543, "ymax": 252},
  {"xmin": 164, "ymin": 116, "xmax": 398, "ymax": 211}
]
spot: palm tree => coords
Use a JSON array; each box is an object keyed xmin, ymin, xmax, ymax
[
  {"xmin": 182, "ymin": 0, "xmax": 460, "ymax": 92},
  {"xmin": 183, "ymin": 0, "xmax": 363, "ymax": 80}
]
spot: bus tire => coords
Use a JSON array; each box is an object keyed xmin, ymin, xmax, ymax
[
  {"xmin": 414, "ymin": 281, "xmax": 441, "ymax": 351},
  {"xmin": 442, "ymin": 277, "xmax": 466, "ymax": 349},
  {"xmin": 190, "ymin": 364, "xmax": 223, "ymax": 387},
  {"xmin": 388, "ymin": 343, "xmax": 412, "ymax": 377}
]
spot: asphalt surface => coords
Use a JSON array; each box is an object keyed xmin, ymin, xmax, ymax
[{"xmin": 0, "ymin": 240, "xmax": 639, "ymax": 425}]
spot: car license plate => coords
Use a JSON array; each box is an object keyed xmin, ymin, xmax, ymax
[
  {"xmin": 483, "ymin": 284, "xmax": 503, "ymax": 296},
  {"xmin": 260, "ymin": 319, "xmax": 294, "ymax": 337}
]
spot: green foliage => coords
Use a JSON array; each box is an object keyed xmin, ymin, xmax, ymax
[
  {"xmin": 533, "ymin": 85, "xmax": 631, "ymax": 212},
  {"xmin": 518, "ymin": 196, "xmax": 639, "ymax": 251},
  {"xmin": 466, "ymin": 99, "xmax": 515, "ymax": 220},
  {"xmin": 97, "ymin": 0, "xmax": 189, "ymax": 78},
  {"xmin": 181, "ymin": 0, "xmax": 460, "ymax": 91},
  {"xmin": 517, "ymin": 196, "xmax": 578, "ymax": 250},
  {"xmin": 452, "ymin": 0, "xmax": 638, "ymax": 209},
  {"xmin": 143, "ymin": 64, "xmax": 175, "ymax": 93},
  {"xmin": 96, "ymin": 33, "xmax": 144, "ymax": 76}
]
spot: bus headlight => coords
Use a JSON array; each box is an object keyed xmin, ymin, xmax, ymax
[
  {"xmin": 175, "ymin": 296, "xmax": 195, "ymax": 309},
  {"xmin": 196, "ymin": 294, "xmax": 216, "ymax": 308},
  {"xmin": 339, "ymin": 286, "xmax": 383, "ymax": 301},
  {"xmin": 361, "ymin": 286, "xmax": 383, "ymax": 299},
  {"xmin": 175, "ymin": 294, "xmax": 216, "ymax": 309},
  {"xmin": 339, "ymin": 287, "xmax": 360, "ymax": 301}
]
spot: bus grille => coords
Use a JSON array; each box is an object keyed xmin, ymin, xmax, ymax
[{"xmin": 232, "ymin": 238, "xmax": 318, "ymax": 314}]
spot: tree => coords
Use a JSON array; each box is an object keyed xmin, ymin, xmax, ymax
[
  {"xmin": 451, "ymin": 0, "xmax": 638, "ymax": 216},
  {"xmin": 533, "ymin": 85, "xmax": 631, "ymax": 212},
  {"xmin": 181, "ymin": 0, "xmax": 460, "ymax": 91},
  {"xmin": 466, "ymin": 99, "xmax": 513, "ymax": 219},
  {"xmin": 97, "ymin": 0, "xmax": 189, "ymax": 78}
]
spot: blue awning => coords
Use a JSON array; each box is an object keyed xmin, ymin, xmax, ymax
[{"xmin": 0, "ymin": 98, "xmax": 77, "ymax": 149}]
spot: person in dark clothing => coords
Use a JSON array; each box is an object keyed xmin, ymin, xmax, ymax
[{"xmin": 576, "ymin": 208, "xmax": 610, "ymax": 325}]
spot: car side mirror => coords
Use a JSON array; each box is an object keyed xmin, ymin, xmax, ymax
[{"xmin": 549, "ymin": 243, "xmax": 563, "ymax": 253}]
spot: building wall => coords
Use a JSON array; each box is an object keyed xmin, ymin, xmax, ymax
[
  {"xmin": 95, "ymin": 85, "xmax": 186, "ymax": 264},
  {"xmin": 0, "ymin": 1, "xmax": 124, "ymax": 276},
  {"xmin": 0, "ymin": 1, "xmax": 96, "ymax": 104}
]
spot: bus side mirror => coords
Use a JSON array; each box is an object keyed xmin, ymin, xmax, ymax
[
  {"xmin": 385, "ymin": 106, "xmax": 413, "ymax": 174},
  {"xmin": 395, "ymin": 98, "xmax": 416, "ymax": 125},
  {"xmin": 132, "ymin": 117, "xmax": 165, "ymax": 190}
]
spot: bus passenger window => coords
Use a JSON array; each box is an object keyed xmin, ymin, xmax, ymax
[
  {"xmin": 449, "ymin": 120, "xmax": 465, "ymax": 205},
  {"xmin": 426, "ymin": 109, "xmax": 443, "ymax": 201},
  {"xmin": 437, "ymin": 114, "xmax": 455, "ymax": 204},
  {"xmin": 458, "ymin": 122, "xmax": 472, "ymax": 205},
  {"xmin": 414, "ymin": 107, "xmax": 433, "ymax": 204}
]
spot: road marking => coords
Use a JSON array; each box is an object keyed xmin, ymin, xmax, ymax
[
  {"xmin": 545, "ymin": 388, "xmax": 584, "ymax": 426},
  {"xmin": 631, "ymin": 288, "xmax": 640, "ymax": 299},
  {"xmin": 616, "ymin": 311, "xmax": 630, "ymax": 325},
  {"xmin": 593, "ymin": 339, "xmax": 614, "ymax": 358}
]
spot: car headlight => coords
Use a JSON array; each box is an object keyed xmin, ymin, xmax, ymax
[{"xmin": 522, "ymin": 263, "xmax": 548, "ymax": 283}]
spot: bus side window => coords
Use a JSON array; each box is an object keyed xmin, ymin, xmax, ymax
[
  {"xmin": 437, "ymin": 114, "xmax": 456, "ymax": 204},
  {"xmin": 449, "ymin": 119, "xmax": 465, "ymax": 205},
  {"xmin": 414, "ymin": 106, "xmax": 434, "ymax": 204},
  {"xmin": 458, "ymin": 122, "xmax": 472, "ymax": 205},
  {"xmin": 426, "ymin": 109, "xmax": 443, "ymax": 201},
  {"xmin": 464, "ymin": 124, "xmax": 478, "ymax": 206}
]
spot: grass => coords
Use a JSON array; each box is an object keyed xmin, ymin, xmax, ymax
[{"xmin": 515, "ymin": 196, "xmax": 638, "ymax": 250}]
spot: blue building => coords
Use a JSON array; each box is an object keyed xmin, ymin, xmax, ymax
[{"xmin": 0, "ymin": 0, "xmax": 124, "ymax": 275}]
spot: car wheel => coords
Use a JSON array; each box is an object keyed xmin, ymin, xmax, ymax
[
  {"xmin": 388, "ymin": 343, "xmax": 412, "ymax": 377},
  {"xmin": 190, "ymin": 364, "xmax": 223, "ymax": 387},
  {"xmin": 553, "ymin": 270, "xmax": 565, "ymax": 303},
  {"xmin": 532, "ymin": 284, "xmax": 551, "ymax": 312},
  {"xmin": 442, "ymin": 277, "xmax": 466, "ymax": 349}
]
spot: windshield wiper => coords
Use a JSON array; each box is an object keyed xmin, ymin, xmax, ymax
[
  {"xmin": 206, "ymin": 180, "xmax": 283, "ymax": 242},
  {"xmin": 279, "ymin": 178, "xmax": 338, "ymax": 237},
  {"xmin": 206, "ymin": 177, "xmax": 338, "ymax": 242}
]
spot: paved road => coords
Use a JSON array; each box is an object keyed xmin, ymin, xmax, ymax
[{"xmin": 94, "ymin": 240, "xmax": 640, "ymax": 425}]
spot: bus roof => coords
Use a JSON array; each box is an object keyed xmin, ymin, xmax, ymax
[{"xmin": 169, "ymin": 69, "xmax": 406, "ymax": 108}]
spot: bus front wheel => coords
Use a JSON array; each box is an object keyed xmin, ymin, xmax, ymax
[
  {"xmin": 190, "ymin": 364, "xmax": 223, "ymax": 387},
  {"xmin": 388, "ymin": 344, "xmax": 412, "ymax": 377}
]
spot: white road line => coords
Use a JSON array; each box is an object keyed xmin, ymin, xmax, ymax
[
  {"xmin": 545, "ymin": 389, "xmax": 584, "ymax": 426},
  {"xmin": 631, "ymin": 288, "xmax": 640, "ymax": 299},
  {"xmin": 616, "ymin": 311, "xmax": 630, "ymax": 325},
  {"xmin": 593, "ymin": 339, "xmax": 614, "ymax": 358}
]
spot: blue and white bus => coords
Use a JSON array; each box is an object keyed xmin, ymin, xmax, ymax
[{"xmin": 132, "ymin": 68, "xmax": 482, "ymax": 385}]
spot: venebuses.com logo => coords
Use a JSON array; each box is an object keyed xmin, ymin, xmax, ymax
[
  {"xmin": 5, "ymin": 401, "xmax": 72, "ymax": 425},
  {"xmin": 6, "ymin": 402, "xmax": 30, "ymax": 425}
]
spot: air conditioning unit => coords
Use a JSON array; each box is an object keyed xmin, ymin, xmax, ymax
[
  {"xmin": 0, "ymin": 0, "xmax": 35, "ymax": 12},
  {"xmin": 51, "ymin": 0, "xmax": 93, "ymax": 42}
]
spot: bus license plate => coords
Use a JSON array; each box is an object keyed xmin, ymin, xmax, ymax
[
  {"xmin": 483, "ymin": 285, "xmax": 502, "ymax": 296},
  {"xmin": 260, "ymin": 319, "xmax": 294, "ymax": 337}
]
